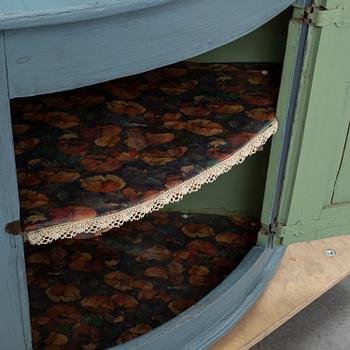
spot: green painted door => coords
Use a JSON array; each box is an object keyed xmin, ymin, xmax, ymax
[
  {"xmin": 262, "ymin": 0, "xmax": 350, "ymax": 244},
  {"xmin": 333, "ymin": 129, "xmax": 350, "ymax": 202}
]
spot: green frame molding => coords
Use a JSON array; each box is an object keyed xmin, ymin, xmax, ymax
[{"xmin": 267, "ymin": 0, "xmax": 350, "ymax": 244}]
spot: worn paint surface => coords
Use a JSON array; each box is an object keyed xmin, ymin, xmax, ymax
[
  {"xmin": 0, "ymin": 32, "xmax": 32, "ymax": 350},
  {"xmin": 4, "ymin": 0, "xmax": 293, "ymax": 97},
  {"xmin": 270, "ymin": 0, "xmax": 350, "ymax": 244}
]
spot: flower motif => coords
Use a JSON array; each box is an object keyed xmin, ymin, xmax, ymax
[
  {"xmin": 69, "ymin": 251, "xmax": 103, "ymax": 272},
  {"xmin": 186, "ymin": 240, "xmax": 218, "ymax": 257},
  {"xmin": 20, "ymin": 190, "xmax": 48, "ymax": 209},
  {"xmin": 104, "ymin": 271, "xmax": 134, "ymax": 290},
  {"xmin": 45, "ymin": 284, "xmax": 80, "ymax": 302},
  {"xmin": 140, "ymin": 146, "xmax": 188, "ymax": 166},
  {"xmin": 181, "ymin": 223, "xmax": 214, "ymax": 238},
  {"xmin": 111, "ymin": 294, "xmax": 139, "ymax": 308},
  {"xmin": 137, "ymin": 289, "xmax": 157, "ymax": 301},
  {"xmin": 208, "ymin": 103, "xmax": 244, "ymax": 115},
  {"xmin": 246, "ymin": 107, "xmax": 275, "ymax": 121},
  {"xmin": 216, "ymin": 232, "xmax": 247, "ymax": 246},
  {"xmin": 15, "ymin": 138, "xmax": 39, "ymax": 155},
  {"xmin": 125, "ymin": 129, "xmax": 147, "ymax": 150},
  {"xmin": 133, "ymin": 280, "xmax": 154, "ymax": 290},
  {"xmin": 163, "ymin": 120, "xmax": 187, "ymax": 131},
  {"xmin": 136, "ymin": 245, "xmax": 172, "ymax": 262},
  {"xmin": 180, "ymin": 106, "xmax": 210, "ymax": 117},
  {"xmin": 186, "ymin": 119, "xmax": 223, "ymax": 136},
  {"xmin": 113, "ymin": 151, "xmax": 138, "ymax": 164},
  {"xmin": 39, "ymin": 168, "xmax": 80, "ymax": 184},
  {"xmin": 45, "ymin": 112, "xmax": 80, "ymax": 129},
  {"xmin": 81, "ymin": 295, "xmax": 114, "ymax": 313},
  {"xmin": 81, "ymin": 155, "xmax": 122, "ymax": 173},
  {"xmin": 145, "ymin": 266, "xmax": 169, "ymax": 279},
  {"xmin": 106, "ymin": 100, "xmax": 146, "ymax": 116},
  {"xmin": 145, "ymin": 133, "xmax": 175, "ymax": 145},
  {"xmin": 160, "ymin": 80, "xmax": 198, "ymax": 95},
  {"xmin": 80, "ymin": 175, "xmax": 126, "ymax": 192}
]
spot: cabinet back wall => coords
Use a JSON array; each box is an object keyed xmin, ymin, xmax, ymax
[{"xmin": 167, "ymin": 9, "xmax": 290, "ymax": 216}]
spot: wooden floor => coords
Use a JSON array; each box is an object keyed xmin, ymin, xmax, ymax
[{"xmin": 211, "ymin": 235, "xmax": 350, "ymax": 350}]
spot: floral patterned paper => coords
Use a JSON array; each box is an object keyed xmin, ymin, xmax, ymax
[
  {"xmin": 12, "ymin": 62, "xmax": 279, "ymax": 236},
  {"xmin": 25, "ymin": 211, "xmax": 259, "ymax": 350}
]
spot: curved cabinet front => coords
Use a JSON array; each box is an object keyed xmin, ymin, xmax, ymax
[
  {"xmin": 4, "ymin": 0, "xmax": 294, "ymax": 97},
  {"xmin": 108, "ymin": 246, "xmax": 285, "ymax": 350}
]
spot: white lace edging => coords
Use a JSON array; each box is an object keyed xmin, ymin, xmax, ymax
[{"xmin": 25, "ymin": 121, "xmax": 278, "ymax": 245}]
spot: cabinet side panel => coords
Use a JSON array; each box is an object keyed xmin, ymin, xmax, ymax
[{"xmin": 0, "ymin": 32, "xmax": 32, "ymax": 350}]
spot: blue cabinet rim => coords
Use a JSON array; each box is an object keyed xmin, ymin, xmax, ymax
[
  {"xmin": 0, "ymin": 0, "xmax": 173, "ymax": 30},
  {"xmin": 0, "ymin": 0, "xmax": 295, "ymax": 30},
  {"xmin": 106, "ymin": 246, "xmax": 285, "ymax": 350},
  {"xmin": 6, "ymin": 0, "xmax": 295, "ymax": 98}
]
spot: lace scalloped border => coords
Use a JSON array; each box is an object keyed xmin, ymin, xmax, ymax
[{"xmin": 25, "ymin": 121, "xmax": 278, "ymax": 245}]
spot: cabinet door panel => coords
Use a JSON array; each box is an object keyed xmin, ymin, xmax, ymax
[
  {"xmin": 333, "ymin": 127, "xmax": 350, "ymax": 204},
  {"xmin": 263, "ymin": 0, "xmax": 350, "ymax": 244}
]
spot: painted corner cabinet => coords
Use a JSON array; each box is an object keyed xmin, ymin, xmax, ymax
[{"xmin": 0, "ymin": 0, "xmax": 350, "ymax": 349}]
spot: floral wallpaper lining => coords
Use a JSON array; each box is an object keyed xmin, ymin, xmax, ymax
[
  {"xmin": 12, "ymin": 62, "xmax": 280, "ymax": 244},
  {"xmin": 25, "ymin": 211, "xmax": 259, "ymax": 350}
]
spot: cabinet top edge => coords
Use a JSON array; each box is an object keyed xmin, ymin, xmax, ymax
[
  {"xmin": 0, "ymin": 0, "xmax": 174, "ymax": 30},
  {"xmin": 0, "ymin": 0, "xmax": 297, "ymax": 30}
]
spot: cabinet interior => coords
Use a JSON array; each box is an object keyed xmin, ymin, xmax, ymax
[{"xmin": 10, "ymin": 8, "xmax": 291, "ymax": 350}]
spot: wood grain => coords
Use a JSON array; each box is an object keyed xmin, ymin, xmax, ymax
[
  {"xmin": 0, "ymin": 32, "xmax": 32, "ymax": 350},
  {"xmin": 5, "ymin": 0, "xmax": 294, "ymax": 97},
  {"xmin": 210, "ymin": 235, "xmax": 350, "ymax": 350}
]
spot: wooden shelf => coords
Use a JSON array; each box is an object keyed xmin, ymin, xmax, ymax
[
  {"xmin": 211, "ymin": 236, "xmax": 350, "ymax": 350},
  {"xmin": 25, "ymin": 211, "xmax": 259, "ymax": 349},
  {"xmin": 12, "ymin": 62, "xmax": 280, "ymax": 244}
]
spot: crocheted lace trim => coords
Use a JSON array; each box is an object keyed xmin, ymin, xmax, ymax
[{"xmin": 25, "ymin": 121, "xmax": 278, "ymax": 245}]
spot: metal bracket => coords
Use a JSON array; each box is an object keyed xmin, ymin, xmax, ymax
[
  {"xmin": 307, "ymin": 5, "xmax": 346, "ymax": 27},
  {"xmin": 5, "ymin": 220, "xmax": 22, "ymax": 236}
]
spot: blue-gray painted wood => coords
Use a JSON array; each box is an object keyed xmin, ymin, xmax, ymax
[
  {"xmin": 5, "ymin": 0, "xmax": 294, "ymax": 98},
  {"xmin": 0, "ymin": 31, "xmax": 32, "ymax": 350},
  {"xmin": 0, "ymin": 3, "xmax": 289, "ymax": 348},
  {"xmin": 107, "ymin": 245, "xmax": 285, "ymax": 350},
  {"xmin": 0, "ymin": 0, "xmax": 293, "ymax": 30},
  {"xmin": 0, "ymin": 0, "xmax": 174, "ymax": 29}
]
